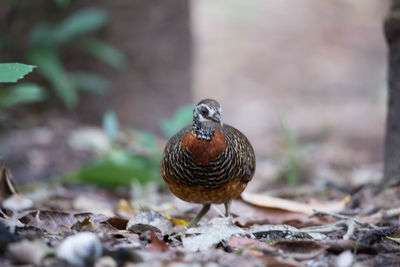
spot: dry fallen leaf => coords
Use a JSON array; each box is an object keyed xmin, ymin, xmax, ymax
[
  {"xmin": 147, "ymin": 229, "xmax": 169, "ymax": 252},
  {"xmin": 106, "ymin": 217, "xmax": 128, "ymax": 230},
  {"xmin": 0, "ymin": 161, "xmax": 18, "ymax": 201},
  {"xmin": 183, "ymin": 218, "xmax": 246, "ymax": 252},
  {"xmin": 126, "ymin": 209, "xmax": 173, "ymax": 235},
  {"xmin": 222, "ymin": 251, "xmax": 272, "ymax": 267},
  {"xmin": 18, "ymin": 210, "xmax": 109, "ymax": 234},
  {"xmin": 241, "ymin": 192, "xmax": 350, "ymax": 216},
  {"xmin": 247, "ymin": 249, "xmax": 306, "ymax": 267},
  {"xmin": 232, "ymin": 199, "xmax": 328, "ymax": 227},
  {"xmin": 272, "ymin": 240, "xmax": 328, "ymax": 260},
  {"xmin": 71, "ymin": 217, "xmax": 120, "ymax": 235},
  {"xmin": 227, "ymin": 236, "xmax": 276, "ymax": 252}
]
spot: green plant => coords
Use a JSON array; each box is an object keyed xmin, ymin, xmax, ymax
[
  {"xmin": 0, "ymin": 63, "xmax": 48, "ymax": 124},
  {"xmin": 67, "ymin": 104, "xmax": 196, "ymax": 187},
  {"xmin": 278, "ymin": 117, "xmax": 317, "ymax": 187},
  {"xmin": 386, "ymin": 236, "xmax": 400, "ymax": 243},
  {"xmin": 159, "ymin": 104, "xmax": 194, "ymax": 138},
  {"xmin": 353, "ymin": 240, "xmax": 361, "ymax": 256},
  {"xmin": 1, "ymin": 3, "xmax": 126, "ymax": 109},
  {"xmin": 279, "ymin": 117, "xmax": 300, "ymax": 187},
  {"xmin": 102, "ymin": 110, "xmax": 119, "ymax": 142},
  {"xmin": 66, "ymin": 111, "xmax": 161, "ymax": 187},
  {"xmin": 67, "ymin": 149, "xmax": 161, "ymax": 187},
  {"xmin": 0, "ymin": 83, "xmax": 47, "ymax": 109},
  {"xmin": 0, "ymin": 63, "xmax": 36, "ymax": 83}
]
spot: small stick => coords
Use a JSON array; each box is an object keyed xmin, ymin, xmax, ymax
[
  {"xmin": 382, "ymin": 207, "xmax": 400, "ymax": 219},
  {"xmin": 342, "ymin": 220, "xmax": 356, "ymax": 240},
  {"xmin": 313, "ymin": 210, "xmax": 379, "ymax": 229}
]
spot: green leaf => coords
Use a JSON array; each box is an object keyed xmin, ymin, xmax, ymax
[
  {"xmin": 52, "ymin": 0, "xmax": 71, "ymax": 8},
  {"xmin": 67, "ymin": 150, "xmax": 160, "ymax": 187},
  {"xmin": 102, "ymin": 110, "xmax": 119, "ymax": 142},
  {"xmin": 159, "ymin": 104, "xmax": 194, "ymax": 138},
  {"xmin": 386, "ymin": 236, "xmax": 400, "ymax": 243},
  {"xmin": 0, "ymin": 63, "xmax": 36, "ymax": 83},
  {"xmin": 0, "ymin": 113, "xmax": 7, "ymax": 125},
  {"xmin": 29, "ymin": 8, "xmax": 108, "ymax": 45},
  {"xmin": 279, "ymin": 115, "xmax": 299, "ymax": 187},
  {"xmin": 135, "ymin": 130, "xmax": 158, "ymax": 151},
  {"xmin": 54, "ymin": 8, "xmax": 109, "ymax": 43},
  {"xmin": 29, "ymin": 23, "xmax": 57, "ymax": 45},
  {"xmin": 69, "ymin": 72, "xmax": 109, "ymax": 94},
  {"xmin": 0, "ymin": 83, "xmax": 47, "ymax": 109},
  {"xmin": 79, "ymin": 38, "xmax": 127, "ymax": 69},
  {"xmin": 353, "ymin": 241, "xmax": 361, "ymax": 256},
  {"xmin": 28, "ymin": 47, "xmax": 77, "ymax": 108}
]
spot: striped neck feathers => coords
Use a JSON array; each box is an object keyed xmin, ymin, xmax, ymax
[{"xmin": 192, "ymin": 116, "xmax": 216, "ymax": 141}]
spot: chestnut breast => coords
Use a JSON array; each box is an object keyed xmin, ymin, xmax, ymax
[{"xmin": 180, "ymin": 129, "xmax": 227, "ymax": 165}]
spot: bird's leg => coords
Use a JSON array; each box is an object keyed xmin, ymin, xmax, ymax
[
  {"xmin": 187, "ymin": 203, "xmax": 211, "ymax": 228},
  {"xmin": 224, "ymin": 200, "xmax": 232, "ymax": 217}
]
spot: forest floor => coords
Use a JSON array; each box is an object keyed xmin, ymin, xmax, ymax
[{"xmin": 0, "ymin": 120, "xmax": 399, "ymax": 266}]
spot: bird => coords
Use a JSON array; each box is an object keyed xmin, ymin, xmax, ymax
[{"xmin": 160, "ymin": 99, "xmax": 256, "ymax": 227}]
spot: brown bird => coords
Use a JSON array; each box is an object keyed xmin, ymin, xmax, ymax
[{"xmin": 160, "ymin": 99, "xmax": 256, "ymax": 227}]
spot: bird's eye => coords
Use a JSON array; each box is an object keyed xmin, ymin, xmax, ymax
[{"xmin": 201, "ymin": 107, "xmax": 209, "ymax": 116}]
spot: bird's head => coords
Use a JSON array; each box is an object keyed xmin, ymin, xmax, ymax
[{"xmin": 193, "ymin": 98, "xmax": 222, "ymax": 125}]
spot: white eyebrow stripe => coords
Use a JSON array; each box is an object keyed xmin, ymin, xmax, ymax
[
  {"xmin": 198, "ymin": 114, "xmax": 209, "ymax": 122},
  {"xmin": 198, "ymin": 104, "xmax": 209, "ymax": 110},
  {"xmin": 195, "ymin": 103, "xmax": 221, "ymax": 122}
]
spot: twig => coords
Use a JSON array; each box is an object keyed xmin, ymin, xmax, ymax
[
  {"xmin": 313, "ymin": 210, "xmax": 379, "ymax": 229},
  {"xmin": 358, "ymin": 207, "xmax": 400, "ymax": 225},
  {"xmin": 301, "ymin": 220, "xmax": 346, "ymax": 234},
  {"xmin": 342, "ymin": 220, "xmax": 356, "ymax": 240},
  {"xmin": 382, "ymin": 207, "xmax": 400, "ymax": 219},
  {"xmin": 301, "ymin": 219, "xmax": 364, "ymax": 240},
  {"xmin": 212, "ymin": 205, "xmax": 225, "ymax": 217}
]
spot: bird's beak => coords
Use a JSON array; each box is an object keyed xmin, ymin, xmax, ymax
[{"xmin": 211, "ymin": 112, "xmax": 222, "ymax": 124}]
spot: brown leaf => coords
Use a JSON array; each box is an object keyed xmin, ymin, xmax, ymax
[
  {"xmin": 321, "ymin": 239, "xmax": 400, "ymax": 255},
  {"xmin": 241, "ymin": 192, "xmax": 349, "ymax": 216},
  {"xmin": 273, "ymin": 240, "xmax": 328, "ymax": 260},
  {"xmin": 71, "ymin": 217, "xmax": 119, "ymax": 235},
  {"xmin": 233, "ymin": 200, "xmax": 328, "ymax": 227},
  {"xmin": 227, "ymin": 236, "xmax": 262, "ymax": 248},
  {"xmin": 221, "ymin": 251, "xmax": 272, "ymax": 267},
  {"xmin": 248, "ymin": 250, "xmax": 306, "ymax": 267},
  {"xmin": 147, "ymin": 229, "xmax": 169, "ymax": 252},
  {"xmin": 107, "ymin": 217, "xmax": 128, "ymax": 230},
  {"xmin": 0, "ymin": 160, "xmax": 18, "ymax": 201},
  {"xmin": 18, "ymin": 210, "xmax": 109, "ymax": 234},
  {"xmin": 227, "ymin": 236, "xmax": 276, "ymax": 252}
]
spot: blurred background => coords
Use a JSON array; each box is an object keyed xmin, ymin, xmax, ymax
[{"xmin": 0, "ymin": 0, "xmax": 391, "ymax": 191}]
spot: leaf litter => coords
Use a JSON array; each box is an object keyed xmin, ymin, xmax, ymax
[{"xmin": 0, "ymin": 161, "xmax": 400, "ymax": 266}]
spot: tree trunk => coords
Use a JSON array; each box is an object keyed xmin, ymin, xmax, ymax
[{"xmin": 384, "ymin": 0, "xmax": 400, "ymax": 187}]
